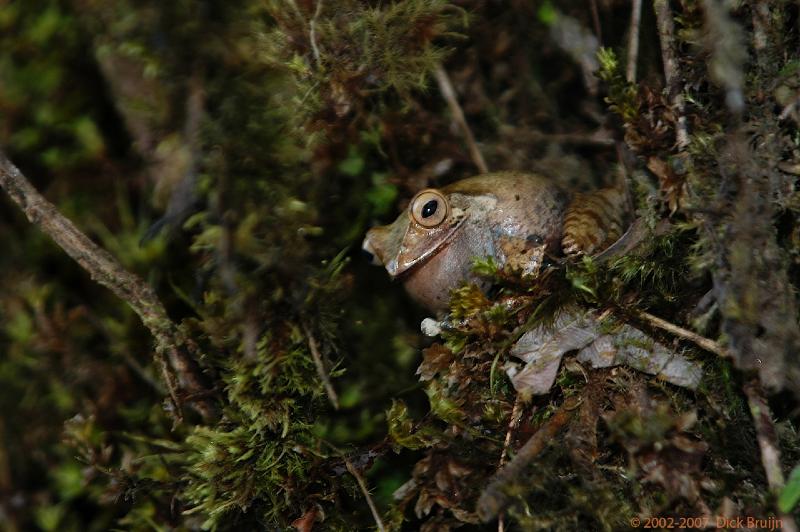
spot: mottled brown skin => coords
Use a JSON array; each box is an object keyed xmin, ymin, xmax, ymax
[
  {"xmin": 562, "ymin": 187, "xmax": 627, "ymax": 257},
  {"xmin": 362, "ymin": 171, "xmax": 626, "ymax": 313}
]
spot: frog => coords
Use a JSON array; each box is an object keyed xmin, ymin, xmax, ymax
[
  {"xmin": 362, "ymin": 171, "xmax": 702, "ymax": 395},
  {"xmin": 362, "ymin": 171, "xmax": 627, "ymax": 313}
]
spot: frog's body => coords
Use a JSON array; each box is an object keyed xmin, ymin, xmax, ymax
[{"xmin": 362, "ymin": 172, "xmax": 626, "ymax": 312}]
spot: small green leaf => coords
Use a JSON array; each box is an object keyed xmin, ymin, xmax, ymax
[
  {"xmin": 73, "ymin": 116, "xmax": 104, "ymax": 156},
  {"xmin": 779, "ymin": 464, "xmax": 800, "ymax": 512},
  {"xmin": 597, "ymin": 47, "xmax": 619, "ymax": 77},
  {"xmin": 338, "ymin": 148, "xmax": 365, "ymax": 176},
  {"xmin": 537, "ymin": 1, "xmax": 557, "ymax": 25},
  {"xmin": 570, "ymin": 275, "xmax": 597, "ymax": 297},
  {"xmin": 366, "ymin": 173, "xmax": 398, "ymax": 215}
]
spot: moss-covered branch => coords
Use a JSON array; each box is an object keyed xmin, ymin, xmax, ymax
[{"xmin": 0, "ymin": 150, "xmax": 213, "ymax": 421}]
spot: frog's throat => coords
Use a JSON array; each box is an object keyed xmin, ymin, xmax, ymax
[{"xmin": 388, "ymin": 210, "xmax": 468, "ymax": 277}]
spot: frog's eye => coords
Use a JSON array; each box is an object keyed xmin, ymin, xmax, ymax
[{"xmin": 410, "ymin": 189, "xmax": 448, "ymax": 228}]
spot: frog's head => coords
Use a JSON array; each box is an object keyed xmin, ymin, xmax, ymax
[{"xmin": 362, "ymin": 188, "xmax": 468, "ymax": 278}]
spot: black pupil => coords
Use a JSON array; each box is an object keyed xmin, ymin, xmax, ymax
[{"xmin": 421, "ymin": 199, "xmax": 438, "ymax": 219}]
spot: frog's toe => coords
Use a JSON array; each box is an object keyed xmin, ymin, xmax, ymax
[{"xmin": 562, "ymin": 229, "xmax": 607, "ymax": 257}]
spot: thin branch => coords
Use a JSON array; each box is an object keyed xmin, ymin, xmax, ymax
[
  {"xmin": 636, "ymin": 310, "xmax": 729, "ymax": 358},
  {"xmin": 589, "ymin": 0, "xmax": 602, "ymax": 43},
  {"xmin": 309, "ymin": 0, "xmax": 324, "ymax": 68},
  {"xmin": 743, "ymin": 380, "xmax": 799, "ymax": 532},
  {"xmin": 594, "ymin": 218, "xmax": 673, "ymax": 263},
  {"xmin": 286, "ymin": 0, "xmax": 303, "ymax": 18},
  {"xmin": 700, "ymin": 0, "xmax": 745, "ymax": 114},
  {"xmin": 478, "ymin": 395, "xmax": 579, "ymax": 522},
  {"xmin": 549, "ymin": 14, "xmax": 599, "ymax": 95},
  {"xmin": 498, "ymin": 395, "xmax": 524, "ymax": 468},
  {"xmin": 744, "ymin": 381, "xmax": 785, "ymax": 488},
  {"xmin": 143, "ymin": 67, "xmax": 206, "ymax": 242},
  {"xmin": 0, "ymin": 418, "xmax": 12, "ymax": 494},
  {"xmin": 116, "ymin": 340, "xmax": 167, "ymax": 395},
  {"xmin": 626, "ymin": 0, "xmax": 643, "ymax": 83},
  {"xmin": 526, "ymin": 128, "xmax": 615, "ymax": 147},
  {"xmin": 0, "ymin": 151, "xmax": 215, "ymax": 422},
  {"xmin": 434, "ymin": 63, "xmax": 489, "ymax": 174},
  {"xmin": 751, "ymin": 2, "xmax": 769, "ymax": 64},
  {"xmin": 303, "ymin": 322, "xmax": 340, "ymax": 409},
  {"xmin": 653, "ymin": 0, "xmax": 690, "ymax": 149},
  {"xmin": 615, "ymin": 141, "xmax": 636, "ymax": 219},
  {"xmin": 497, "ymin": 395, "xmax": 524, "ymax": 532},
  {"xmin": 345, "ymin": 457, "xmax": 386, "ymax": 532}
]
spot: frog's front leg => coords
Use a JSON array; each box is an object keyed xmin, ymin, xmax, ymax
[
  {"xmin": 497, "ymin": 235, "xmax": 548, "ymax": 277},
  {"xmin": 561, "ymin": 187, "xmax": 629, "ymax": 257}
]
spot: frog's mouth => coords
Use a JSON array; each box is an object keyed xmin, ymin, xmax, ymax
[
  {"xmin": 363, "ymin": 208, "xmax": 468, "ymax": 278},
  {"xmin": 361, "ymin": 238, "xmax": 382, "ymax": 267},
  {"xmin": 362, "ymin": 214, "xmax": 410, "ymax": 276},
  {"xmin": 392, "ymin": 219, "xmax": 466, "ymax": 276}
]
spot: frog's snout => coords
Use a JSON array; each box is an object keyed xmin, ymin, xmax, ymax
[
  {"xmin": 362, "ymin": 216, "xmax": 408, "ymax": 277},
  {"xmin": 361, "ymin": 232, "xmax": 383, "ymax": 266}
]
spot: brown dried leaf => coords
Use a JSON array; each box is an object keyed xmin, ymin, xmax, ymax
[
  {"xmin": 292, "ymin": 506, "xmax": 319, "ymax": 532},
  {"xmin": 647, "ymin": 156, "xmax": 686, "ymax": 214},
  {"xmin": 417, "ymin": 344, "xmax": 455, "ymax": 381}
]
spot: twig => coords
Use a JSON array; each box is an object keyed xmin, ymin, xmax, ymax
[
  {"xmin": 478, "ymin": 395, "xmax": 579, "ymax": 522},
  {"xmin": 653, "ymin": 0, "xmax": 690, "ymax": 149},
  {"xmin": 345, "ymin": 457, "xmax": 386, "ymax": 532},
  {"xmin": 286, "ymin": 0, "xmax": 303, "ymax": 18},
  {"xmin": 526, "ymin": 128, "xmax": 615, "ymax": 147},
  {"xmin": 701, "ymin": 0, "xmax": 745, "ymax": 114},
  {"xmin": 309, "ymin": 0, "xmax": 324, "ymax": 68},
  {"xmin": 588, "ymin": 0, "xmax": 602, "ymax": 43},
  {"xmin": 615, "ymin": 141, "xmax": 636, "ymax": 218},
  {"xmin": 497, "ymin": 395, "xmax": 524, "ymax": 532},
  {"xmin": 499, "ymin": 395, "xmax": 525, "ymax": 468},
  {"xmin": 0, "ymin": 418, "xmax": 12, "ymax": 495},
  {"xmin": 549, "ymin": 13, "xmax": 600, "ymax": 96},
  {"xmin": 636, "ymin": 310, "xmax": 729, "ymax": 358},
  {"xmin": 126, "ymin": 351, "xmax": 168, "ymax": 393},
  {"xmin": 142, "ymin": 67, "xmax": 206, "ymax": 242},
  {"xmin": 743, "ymin": 380, "xmax": 799, "ymax": 532},
  {"xmin": 303, "ymin": 322, "xmax": 339, "ymax": 409},
  {"xmin": 744, "ymin": 381, "xmax": 785, "ymax": 488},
  {"xmin": 593, "ymin": 218, "xmax": 673, "ymax": 263},
  {"xmin": 0, "ymin": 151, "xmax": 215, "ymax": 422},
  {"xmin": 434, "ymin": 63, "xmax": 489, "ymax": 174},
  {"xmin": 751, "ymin": 2, "xmax": 769, "ymax": 64},
  {"xmin": 626, "ymin": 0, "xmax": 643, "ymax": 83}
]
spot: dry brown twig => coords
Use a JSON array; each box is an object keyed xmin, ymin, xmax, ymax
[
  {"xmin": 302, "ymin": 322, "xmax": 340, "ymax": 409},
  {"xmin": 345, "ymin": 457, "xmax": 386, "ymax": 532},
  {"xmin": 478, "ymin": 395, "xmax": 579, "ymax": 522},
  {"xmin": 434, "ymin": 63, "xmax": 489, "ymax": 174},
  {"xmin": 635, "ymin": 310, "xmax": 728, "ymax": 358},
  {"xmin": 498, "ymin": 396, "xmax": 525, "ymax": 469},
  {"xmin": 497, "ymin": 395, "xmax": 525, "ymax": 532},
  {"xmin": 743, "ymin": 381, "xmax": 799, "ymax": 532},
  {"xmin": 627, "ymin": 0, "xmax": 643, "ymax": 83},
  {"xmin": 750, "ymin": 2, "xmax": 769, "ymax": 64},
  {"xmin": 309, "ymin": 0, "xmax": 324, "ymax": 68},
  {"xmin": 588, "ymin": 0, "xmax": 602, "ymax": 43},
  {"xmin": 653, "ymin": 0, "xmax": 690, "ymax": 149},
  {"xmin": 526, "ymin": 128, "xmax": 615, "ymax": 147},
  {"xmin": 0, "ymin": 151, "xmax": 214, "ymax": 422}
]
